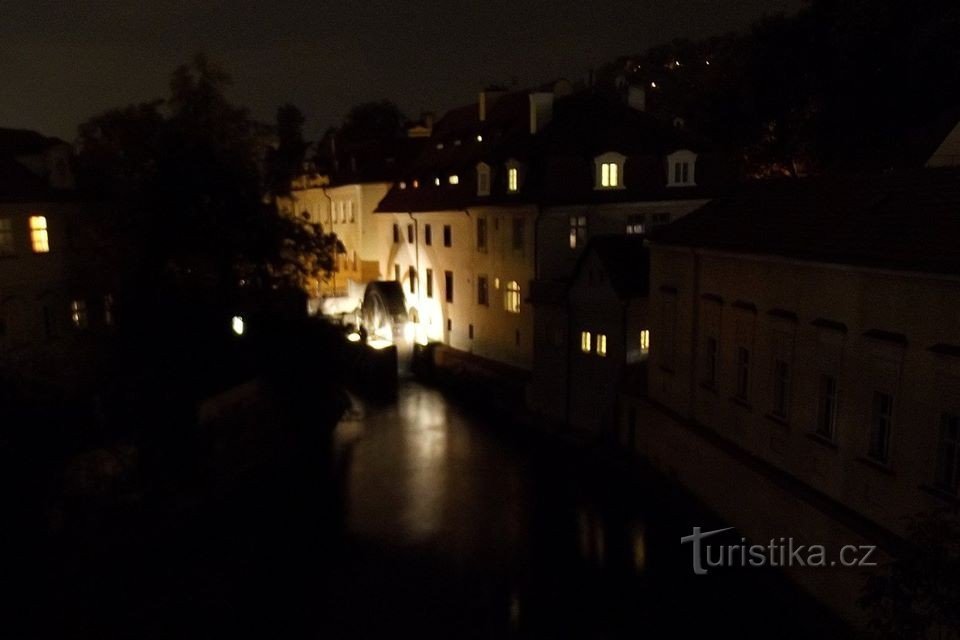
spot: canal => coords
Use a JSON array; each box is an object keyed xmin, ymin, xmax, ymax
[{"xmin": 318, "ymin": 380, "xmax": 846, "ymax": 638}]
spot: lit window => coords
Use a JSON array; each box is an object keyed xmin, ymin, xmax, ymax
[
  {"xmin": 626, "ymin": 214, "xmax": 645, "ymax": 235},
  {"xmin": 412, "ymin": 179, "xmax": 420, "ymax": 189},
  {"xmin": 0, "ymin": 218, "xmax": 13, "ymax": 255},
  {"xmin": 507, "ymin": 167, "xmax": 519, "ymax": 192},
  {"xmin": 504, "ymin": 281, "xmax": 520, "ymax": 314},
  {"xmin": 476, "ymin": 134, "xmax": 483, "ymax": 142},
  {"xmin": 231, "ymin": 315, "xmax": 244, "ymax": 336},
  {"xmin": 434, "ymin": 177, "xmax": 440, "ymax": 186},
  {"xmin": 597, "ymin": 334, "xmax": 608, "ymax": 357},
  {"xmin": 399, "ymin": 181, "xmax": 407, "ymax": 190},
  {"xmin": 868, "ymin": 391, "xmax": 894, "ymax": 465},
  {"xmin": 569, "ymin": 216, "xmax": 587, "ymax": 249},
  {"xmin": 70, "ymin": 300, "xmax": 88, "ymax": 329},
  {"xmin": 601, "ymin": 162, "xmax": 619, "ymax": 187},
  {"xmin": 640, "ymin": 329, "xmax": 650, "ymax": 354},
  {"xmin": 935, "ymin": 413, "xmax": 960, "ymax": 494},
  {"xmin": 449, "ymin": 174, "xmax": 459, "ymax": 185},
  {"xmin": 30, "ymin": 216, "xmax": 49, "ymax": 253},
  {"xmin": 581, "ymin": 331, "xmax": 592, "ymax": 353}
]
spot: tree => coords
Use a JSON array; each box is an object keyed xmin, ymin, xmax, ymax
[
  {"xmin": 337, "ymin": 100, "xmax": 406, "ymax": 145},
  {"xmin": 264, "ymin": 103, "xmax": 308, "ymax": 199},
  {"xmin": 76, "ymin": 54, "xmax": 340, "ymax": 304}
]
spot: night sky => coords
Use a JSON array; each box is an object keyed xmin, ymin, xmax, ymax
[{"xmin": 1, "ymin": 0, "xmax": 802, "ymax": 141}]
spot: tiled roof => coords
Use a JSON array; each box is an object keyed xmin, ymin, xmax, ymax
[
  {"xmin": 649, "ymin": 168, "xmax": 960, "ymax": 276},
  {"xmin": 377, "ymin": 88, "xmax": 730, "ymax": 213}
]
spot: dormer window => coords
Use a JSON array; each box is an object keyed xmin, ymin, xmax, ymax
[
  {"xmin": 593, "ymin": 152, "xmax": 626, "ymax": 190},
  {"xmin": 505, "ymin": 159, "xmax": 521, "ymax": 193},
  {"xmin": 449, "ymin": 174, "xmax": 460, "ymax": 185},
  {"xmin": 667, "ymin": 149, "xmax": 697, "ymax": 187},
  {"xmin": 476, "ymin": 163, "xmax": 491, "ymax": 196}
]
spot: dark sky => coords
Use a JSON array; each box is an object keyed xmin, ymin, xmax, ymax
[{"xmin": 0, "ymin": 0, "xmax": 803, "ymax": 142}]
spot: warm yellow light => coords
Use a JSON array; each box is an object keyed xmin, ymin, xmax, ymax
[
  {"xmin": 650, "ymin": 81, "xmax": 657, "ymax": 89},
  {"xmin": 347, "ymin": 332, "xmax": 361, "ymax": 342},
  {"xmin": 476, "ymin": 134, "xmax": 483, "ymax": 142},
  {"xmin": 399, "ymin": 181, "xmax": 407, "ymax": 190},
  {"xmin": 581, "ymin": 331, "xmax": 592, "ymax": 353},
  {"xmin": 448, "ymin": 175, "xmax": 459, "ymax": 185},
  {"xmin": 403, "ymin": 321, "xmax": 415, "ymax": 342},
  {"xmin": 597, "ymin": 334, "xmax": 608, "ymax": 357},
  {"xmin": 434, "ymin": 177, "xmax": 440, "ymax": 186},
  {"xmin": 231, "ymin": 315, "xmax": 245, "ymax": 336},
  {"xmin": 367, "ymin": 337, "xmax": 393, "ymax": 350},
  {"xmin": 504, "ymin": 281, "xmax": 520, "ymax": 313},
  {"xmin": 640, "ymin": 329, "xmax": 650, "ymax": 353},
  {"xmin": 29, "ymin": 215, "xmax": 49, "ymax": 253},
  {"xmin": 413, "ymin": 179, "xmax": 420, "ymax": 188},
  {"xmin": 508, "ymin": 167, "xmax": 518, "ymax": 192}
]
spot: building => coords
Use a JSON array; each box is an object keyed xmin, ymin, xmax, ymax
[
  {"xmin": 527, "ymin": 89, "xmax": 734, "ymax": 428},
  {"xmin": 374, "ymin": 86, "xmax": 563, "ymax": 369},
  {"xmin": 629, "ymin": 168, "xmax": 960, "ymax": 619},
  {"xmin": 281, "ymin": 135, "xmax": 426, "ymax": 301},
  {"xmin": 0, "ymin": 129, "xmax": 114, "ymax": 402}
]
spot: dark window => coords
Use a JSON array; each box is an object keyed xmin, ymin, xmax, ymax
[
  {"xmin": 408, "ymin": 266, "xmax": 417, "ymax": 293},
  {"xmin": 424, "ymin": 224, "xmax": 432, "ymax": 246},
  {"xmin": 772, "ymin": 359, "xmax": 790, "ymax": 419},
  {"xmin": 626, "ymin": 214, "xmax": 645, "ymax": 235},
  {"xmin": 512, "ymin": 218, "xmax": 524, "ymax": 250},
  {"xmin": 477, "ymin": 218, "xmax": 487, "ymax": 252},
  {"xmin": 704, "ymin": 336, "xmax": 718, "ymax": 388},
  {"xmin": 816, "ymin": 375, "xmax": 839, "ymax": 440},
  {"xmin": 868, "ymin": 391, "xmax": 894, "ymax": 465},
  {"xmin": 735, "ymin": 346, "xmax": 750, "ymax": 401},
  {"xmin": 447, "ymin": 318, "xmax": 452, "ymax": 332},
  {"xmin": 569, "ymin": 216, "xmax": 587, "ymax": 249},
  {"xmin": 407, "ymin": 224, "xmax": 414, "ymax": 244},
  {"xmin": 394, "ymin": 264, "xmax": 400, "ymax": 281},
  {"xmin": 426, "ymin": 269, "xmax": 434, "ymax": 298},
  {"xmin": 935, "ymin": 413, "xmax": 960, "ymax": 494},
  {"xmin": 392, "ymin": 223, "xmax": 400, "ymax": 243},
  {"xmin": 444, "ymin": 271, "xmax": 454, "ymax": 303},
  {"xmin": 515, "ymin": 329, "xmax": 520, "ymax": 346},
  {"xmin": 443, "ymin": 225, "xmax": 452, "ymax": 247},
  {"xmin": 469, "ymin": 324, "xmax": 474, "ymax": 339},
  {"xmin": 477, "ymin": 275, "xmax": 489, "ymax": 306}
]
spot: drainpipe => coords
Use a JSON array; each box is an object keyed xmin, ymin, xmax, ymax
[{"xmin": 321, "ymin": 186, "xmax": 337, "ymax": 297}]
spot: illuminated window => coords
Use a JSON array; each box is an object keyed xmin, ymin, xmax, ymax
[
  {"xmin": 0, "ymin": 218, "xmax": 13, "ymax": 255},
  {"xmin": 597, "ymin": 334, "xmax": 608, "ymax": 357},
  {"xmin": 600, "ymin": 163, "xmax": 618, "ymax": 187},
  {"xmin": 569, "ymin": 215, "xmax": 587, "ymax": 249},
  {"xmin": 412, "ymin": 179, "xmax": 420, "ymax": 188},
  {"xmin": 594, "ymin": 152, "xmax": 625, "ymax": 190},
  {"xmin": 640, "ymin": 329, "xmax": 650, "ymax": 354},
  {"xmin": 626, "ymin": 214, "xmax": 645, "ymax": 235},
  {"xmin": 30, "ymin": 216, "xmax": 49, "ymax": 253},
  {"xmin": 449, "ymin": 174, "xmax": 459, "ymax": 185},
  {"xmin": 434, "ymin": 177, "xmax": 440, "ymax": 186},
  {"xmin": 504, "ymin": 281, "xmax": 520, "ymax": 314},
  {"xmin": 399, "ymin": 181, "xmax": 407, "ymax": 190},
  {"xmin": 581, "ymin": 331, "xmax": 592, "ymax": 353},
  {"xmin": 507, "ymin": 168, "xmax": 518, "ymax": 192},
  {"xmin": 70, "ymin": 299, "xmax": 88, "ymax": 329}
]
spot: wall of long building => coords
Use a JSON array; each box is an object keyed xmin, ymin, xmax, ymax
[{"xmin": 645, "ymin": 244, "xmax": 960, "ymax": 539}]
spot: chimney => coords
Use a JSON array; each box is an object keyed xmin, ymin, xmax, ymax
[
  {"xmin": 529, "ymin": 92, "xmax": 554, "ymax": 134},
  {"xmin": 478, "ymin": 88, "xmax": 506, "ymax": 122},
  {"xmin": 628, "ymin": 85, "xmax": 646, "ymax": 112}
]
